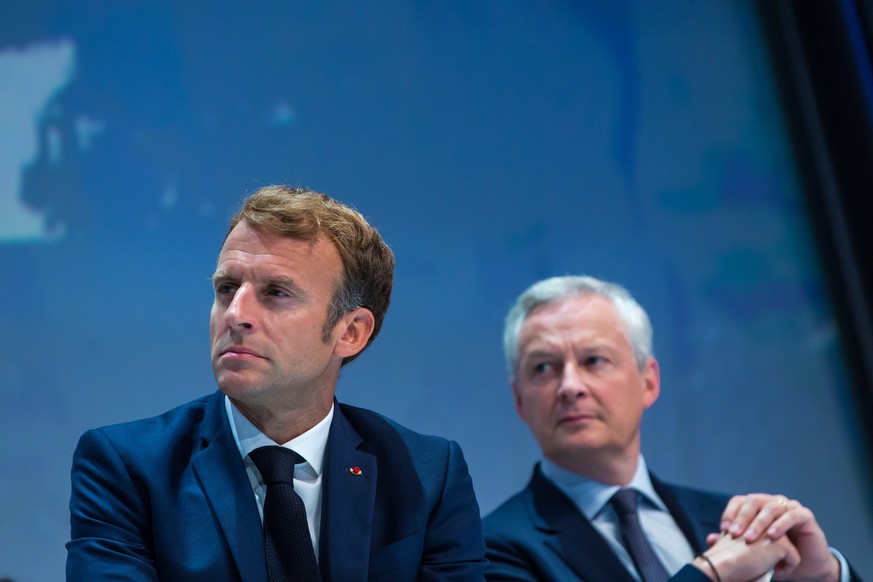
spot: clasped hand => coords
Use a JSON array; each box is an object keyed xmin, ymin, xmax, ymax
[{"xmin": 696, "ymin": 494, "xmax": 840, "ymax": 582}]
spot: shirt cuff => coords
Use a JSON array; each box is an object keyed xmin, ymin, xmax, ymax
[{"xmin": 830, "ymin": 547, "xmax": 849, "ymax": 582}]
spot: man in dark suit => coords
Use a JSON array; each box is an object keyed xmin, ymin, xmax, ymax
[
  {"xmin": 67, "ymin": 185, "xmax": 487, "ymax": 581},
  {"xmin": 484, "ymin": 276, "xmax": 860, "ymax": 582}
]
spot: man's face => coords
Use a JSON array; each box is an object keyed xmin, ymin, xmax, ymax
[
  {"xmin": 512, "ymin": 294, "xmax": 660, "ymax": 476},
  {"xmin": 209, "ymin": 221, "xmax": 346, "ymax": 409}
]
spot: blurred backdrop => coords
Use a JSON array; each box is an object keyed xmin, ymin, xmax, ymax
[{"xmin": 2, "ymin": 2, "xmax": 872, "ymax": 580}]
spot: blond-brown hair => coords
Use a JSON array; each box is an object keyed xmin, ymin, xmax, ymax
[{"xmin": 226, "ymin": 185, "xmax": 394, "ymax": 365}]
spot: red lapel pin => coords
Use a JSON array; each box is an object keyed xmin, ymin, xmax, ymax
[{"xmin": 348, "ymin": 466, "xmax": 363, "ymax": 476}]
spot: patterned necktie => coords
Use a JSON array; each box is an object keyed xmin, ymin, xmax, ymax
[
  {"xmin": 249, "ymin": 446, "xmax": 322, "ymax": 582},
  {"xmin": 610, "ymin": 488, "xmax": 670, "ymax": 582}
]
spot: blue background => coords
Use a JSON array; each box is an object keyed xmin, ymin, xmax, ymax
[{"xmin": 1, "ymin": 2, "xmax": 871, "ymax": 579}]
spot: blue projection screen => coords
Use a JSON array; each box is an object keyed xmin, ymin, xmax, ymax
[{"xmin": 1, "ymin": 2, "xmax": 871, "ymax": 579}]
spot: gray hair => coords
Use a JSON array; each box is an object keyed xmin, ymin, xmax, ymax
[{"xmin": 503, "ymin": 275, "xmax": 653, "ymax": 379}]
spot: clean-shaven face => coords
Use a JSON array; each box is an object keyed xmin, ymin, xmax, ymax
[
  {"xmin": 209, "ymin": 221, "xmax": 345, "ymax": 408},
  {"xmin": 512, "ymin": 294, "xmax": 659, "ymax": 475}
]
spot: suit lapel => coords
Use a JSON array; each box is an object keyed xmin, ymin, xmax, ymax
[
  {"xmin": 651, "ymin": 474, "xmax": 726, "ymax": 554},
  {"xmin": 319, "ymin": 404, "xmax": 377, "ymax": 582},
  {"xmin": 529, "ymin": 467, "xmax": 636, "ymax": 582},
  {"xmin": 192, "ymin": 392, "xmax": 268, "ymax": 582}
]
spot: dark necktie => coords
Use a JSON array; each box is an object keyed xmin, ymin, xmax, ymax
[
  {"xmin": 610, "ymin": 488, "xmax": 670, "ymax": 582},
  {"xmin": 249, "ymin": 446, "xmax": 322, "ymax": 582}
]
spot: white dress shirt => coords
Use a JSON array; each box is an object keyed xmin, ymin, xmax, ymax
[{"xmin": 225, "ymin": 395, "xmax": 333, "ymax": 558}]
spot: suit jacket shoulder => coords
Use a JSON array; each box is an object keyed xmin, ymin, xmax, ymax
[
  {"xmin": 67, "ymin": 391, "xmax": 262, "ymax": 581},
  {"xmin": 75, "ymin": 392, "xmax": 226, "ymax": 471},
  {"xmin": 337, "ymin": 402, "xmax": 464, "ymax": 495}
]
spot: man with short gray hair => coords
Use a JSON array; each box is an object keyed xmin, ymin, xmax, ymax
[{"xmin": 484, "ymin": 275, "xmax": 859, "ymax": 582}]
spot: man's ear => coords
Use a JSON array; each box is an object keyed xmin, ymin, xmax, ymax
[
  {"xmin": 512, "ymin": 379, "xmax": 526, "ymax": 421},
  {"xmin": 641, "ymin": 357, "xmax": 661, "ymax": 409},
  {"xmin": 334, "ymin": 307, "xmax": 376, "ymax": 359}
]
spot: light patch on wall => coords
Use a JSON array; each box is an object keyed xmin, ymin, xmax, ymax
[{"xmin": 0, "ymin": 39, "xmax": 76, "ymax": 242}]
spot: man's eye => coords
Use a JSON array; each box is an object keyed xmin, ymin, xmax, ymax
[
  {"xmin": 216, "ymin": 282, "xmax": 237, "ymax": 294},
  {"xmin": 266, "ymin": 287, "xmax": 289, "ymax": 298},
  {"xmin": 584, "ymin": 355, "xmax": 608, "ymax": 367},
  {"xmin": 532, "ymin": 362, "xmax": 554, "ymax": 375}
]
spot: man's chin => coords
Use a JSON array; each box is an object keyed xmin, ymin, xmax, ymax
[
  {"xmin": 554, "ymin": 432, "xmax": 608, "ymax": 456},
  {"xmin": 216, "ymin": 376, "xmax": 270, "ymax": 399}
]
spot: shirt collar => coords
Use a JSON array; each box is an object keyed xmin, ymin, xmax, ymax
[
  {"xmin": 224, "ymin": 395, "xmax": 333, "ymax": 478},
  {"xmin": 540, "ymin": 455, "xmax": 668, "ymax": 519}
]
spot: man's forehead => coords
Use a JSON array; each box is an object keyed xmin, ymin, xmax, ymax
[
  {"xmin": 213, "ymin": 226, "xmax": 341, "ymax": 287},
  {"xmin": 517, "ymin": 297, "xmax": 627, "ymax": 351},
  {"xmin": 217, "ymin": 225, "xmax": 332, "ymax": 264},
  {"xmin": 220, "ymin": 221, "xmax": 319, "ymax": 250},
  {"xmin": 526, "ymin": 294, "xmax": 620, "ymax": 325}
]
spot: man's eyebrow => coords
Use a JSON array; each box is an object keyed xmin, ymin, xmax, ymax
[
  {"xmin": 519, "ymin": 347, "xmax": 560, "ymax": 361},
  {"xmin": 210, "ymin": 271, "xmax": 308, "ymax": 297},
  {"xmin": 520, "ymin": 343, "xmax": 612, "ymax": 359},
  {"xmin": 267, "ymin": 275, "xmax": 297, "ymax": 286},
  {"xmin": 267, "ymin": 275, "xmax": 306, "ymax": 293},
  {"xmin": 211, "ymin": 270, "xmax": 236, "ymax": 284}
]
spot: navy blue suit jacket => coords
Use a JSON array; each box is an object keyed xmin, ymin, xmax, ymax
[
  {"xmin": 484, "ymin": 464, "xmax": 732, "ymax": 582},
  {"xmin": 67, "ymin": 391, "xmax": 487, "ymax": 581},
  {"xmin": 484, "ymin": 465, "xmax": 863, "ymax": 582}
]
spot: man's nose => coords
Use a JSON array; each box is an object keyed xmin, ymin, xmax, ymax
[
  {"xmin": 225, "ymin": 286, "xmax": 255, "ymax": 330},
  {"xmin": 557, "ymin": 362, "xmax": 589, "ymax": 400}
]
